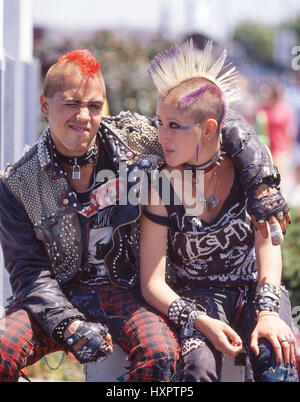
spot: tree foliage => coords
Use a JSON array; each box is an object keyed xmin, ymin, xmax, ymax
[
  {"xmin": 285, "ymin": 15, "xmax": 300, "ymax": 42},
  {"xmin": 282, "ymin": 207, "xmax": 300, "ymax": 308},
  {"xmin": 232, "ymin": 22, "xmax": 276, "ymax": 66},
  {"xmin": 82, "ymin": 31, "xmax": 172, "ymax": 117},
  {"xmin": 35, "ymin": 29, "xmax": 172, "ymax": 117}
]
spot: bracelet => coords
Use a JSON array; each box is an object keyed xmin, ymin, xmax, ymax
[
  {"xmin": 168, "ymin": 297, "xmax": 192, "ymax": 325},
  {"xmin": 168, "ymin": 297, "xmax": 206, "ymax": 337},
  {"xmin": 52, "ymin": 316, "xmax": 83, "ymax": 344},
  {"xmin": 257, "ymin": 312, "xmax": 280, "ymax": 319},
  {"xmin": 255, "ymin": 282, "xmax": 281, "ymax": 315},
  {"xmin": 256, "ymin": 282, "xmax": 281, "ymax": 298},
  {"xmin": 180, "ymin": 309, "xmax": 205, "ymax": 338}
]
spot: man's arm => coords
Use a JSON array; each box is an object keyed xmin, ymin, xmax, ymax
[
  {"xmin": 221, "ymin": 111, "xmax": 290, "ymax": 236},
  {"xmin": 0, "ymin": 180, "xmax": 85, "ymax": 337}
]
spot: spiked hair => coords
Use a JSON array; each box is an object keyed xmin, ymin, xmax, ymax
[
  {"xmin": 43, "ymin": 49, "xmax": 104, "ymax": 98},
  {"xmin": 148, "ymin": 40, "xmax": 239, "ymax": 110}
]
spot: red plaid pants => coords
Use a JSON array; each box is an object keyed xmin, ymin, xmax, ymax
[{"xmin": 0, "ymin": 284, "xmax": 180, "ymax": 382}]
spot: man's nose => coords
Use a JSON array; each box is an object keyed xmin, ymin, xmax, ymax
[{"xmin": 77, "ymin": 105, "xmax": 90, "ymax": 121}]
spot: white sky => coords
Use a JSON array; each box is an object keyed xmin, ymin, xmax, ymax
[{"xmin": 32, "ymin": 0, "xmax": 300, "ymax": 39}]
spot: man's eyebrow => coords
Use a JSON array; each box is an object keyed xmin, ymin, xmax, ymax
[{"xmin": 63, "ymin": 98, "xmax": 103, "ymax": 104}]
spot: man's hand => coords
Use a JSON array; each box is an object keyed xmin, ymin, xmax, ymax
[{"xmin": 64, "ymin": 320, "xmax": 113, "ymax": 363}]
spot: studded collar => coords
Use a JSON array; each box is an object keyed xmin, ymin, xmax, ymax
[{"xmin": 37, "ymin": 122, "xmax": 136, "ymax": 180}]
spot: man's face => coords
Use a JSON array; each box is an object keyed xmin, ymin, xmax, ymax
[{"xmin": 40, "ymin": 72, "xmax": 105, "ymax": 156}]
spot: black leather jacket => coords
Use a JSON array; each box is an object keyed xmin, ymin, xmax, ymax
[{"xmin": 0, "ymin": 111, "xmax": 278, "ymax": 338}]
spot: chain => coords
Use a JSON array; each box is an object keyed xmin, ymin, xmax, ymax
[{"xmin": 43, "ymin": 352, "xmax": 65, "ymax": 371}]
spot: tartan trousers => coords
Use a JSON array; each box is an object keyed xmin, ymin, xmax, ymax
[{"xmin": 0, "ymin": 284, "xmax": 180, "ymax": 382}]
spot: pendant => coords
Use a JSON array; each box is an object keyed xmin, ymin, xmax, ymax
[
  {"xmin": 207, "ymin": 195, "xmax": 219, "ymax": 210},
  {"xmin": 72, "ymin": 158, "xmax": 81, "ymax": 180}
]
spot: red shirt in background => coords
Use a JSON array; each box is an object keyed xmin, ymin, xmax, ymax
[{"xmin": 261, "ymin": 100, "xmax": 296, "ymax": 154}]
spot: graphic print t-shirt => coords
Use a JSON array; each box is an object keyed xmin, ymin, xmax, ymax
[
  {"xmin": 162, "ymin": 175, "xmax": 257, "ymax": 288},
  {"xmin": 76, "ymin": 153, "xmax": 123, "ymax": 286}
]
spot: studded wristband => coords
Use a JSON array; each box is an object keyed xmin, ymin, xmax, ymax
[
  {"xmin": 168, "ymin": 298, "xmax": 188, "ymax": 325},
  {"xmin": 168, "ymin": 297, "xmax": 206, "ymax": 337},
  {"xmin": 255, "ymin": 282, "xmax": 281, "ymax": 315},
  {"xmin": 52, "ymin": 316, "xmax": 84, "ymax": 344}
]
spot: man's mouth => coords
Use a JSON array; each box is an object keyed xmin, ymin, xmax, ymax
[{"xmin": 69, "ymin": 124, "xmax": 90, "ymax": 133}]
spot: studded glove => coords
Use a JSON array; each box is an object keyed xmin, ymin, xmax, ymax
[
  {"xmin": 221, "ymin": 112, "xmax": 290, "ymax": 226},
  {"xmin": 65, "ymin": 321, "xmax": 112, "ymax": 364}
]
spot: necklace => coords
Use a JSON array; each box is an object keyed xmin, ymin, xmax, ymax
[
  {"xmin": 205, "ymin": 165, "xmax": 220, "ymax": 211},
  {"xmin": 184, "ymin": 150, "xmax": 223, "ymax": 211},
  {"xmin": 184, "ymin": 150, "xmax": 224, "ymax": 176},
  {"xmin": 53, "ymin": 142, "xmax": 98, "ymax": 180}
]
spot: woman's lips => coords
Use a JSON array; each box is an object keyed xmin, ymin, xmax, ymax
[{"xmin": 164, "ymin": 147, "xmax": 174, "ymax": 154}]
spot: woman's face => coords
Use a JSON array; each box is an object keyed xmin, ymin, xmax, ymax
[{"xmin": 156, "ymin": 97, "xmax": 201, "ymax": 167}]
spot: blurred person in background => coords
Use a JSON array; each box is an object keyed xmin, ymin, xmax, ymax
[{"xmin": 258, "ymin": 80, "xmax": 296, "ymax": 196}]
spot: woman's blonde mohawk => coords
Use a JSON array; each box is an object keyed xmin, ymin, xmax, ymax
[{"xmin": 148, "ymin": 40, "xmax": 240, "ymax": 109}]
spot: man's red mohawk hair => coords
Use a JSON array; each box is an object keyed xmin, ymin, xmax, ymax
[{"xmin": 58, "ymin": 49, "xmax": 100, "ymax": 76}]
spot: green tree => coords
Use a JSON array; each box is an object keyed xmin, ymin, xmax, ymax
[
  {"xmin": 285, "ymin": 14, "xmax": 300, "ymax": 42},
  {"xmin": 282, "ymin": 207, "xmax": 300, "ymax": 308},
  {"xmin": 233, "ymin": 22, "xmax": 276, "ymax": 66},
  {"xmin": 83, "ymin": 30, "xmax": 172, "ymax": 116}
]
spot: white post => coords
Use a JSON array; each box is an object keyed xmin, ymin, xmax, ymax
[
  {"xmin": 3, "ymin": 0, "xmax": 37, "ymax": 161},
  {"xmin": 0, "ymin": 0, "xmax": 39, "ymax": 315},
  {"xmin": 0, "ymin": 0, "xmax": 5, "ymax": 318}
]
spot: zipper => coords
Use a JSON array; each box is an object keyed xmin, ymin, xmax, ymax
[
  {"xmin": 232, "ymin": 287, "xmax": 248, "ymax": 329},
  {"xmin": 104, "ymin": 166, "xmax": 147, "ymax": 287},
  {"xmin": 104, "ymin": 202, "xmax": 142, "ymax": 288}
]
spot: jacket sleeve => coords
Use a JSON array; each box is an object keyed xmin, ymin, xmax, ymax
[
  {"xmin": 221, "ymin": 111, "xmax": 279, "ymax": 192},
  {"xmin": 0, "ymin": 179, "xmax": 85, "ymax": 337}
]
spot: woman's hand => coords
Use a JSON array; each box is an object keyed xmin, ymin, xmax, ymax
[
  {"xmin": 195, "ymin": 315, "xmax": 243, "ymax": 357},
  {"xmin": 251, "ymin": 312, "xmax": 296, "ymax": 365}
]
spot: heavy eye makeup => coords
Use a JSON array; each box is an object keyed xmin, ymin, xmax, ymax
[{"xmin": 155, "ymin": 117, "xmax": 192, "ymax": 131}]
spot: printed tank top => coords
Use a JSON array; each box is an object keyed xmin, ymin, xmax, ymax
[{"xmin": 146, "ymin": 173, "xmax": 257, "ymax": 288}]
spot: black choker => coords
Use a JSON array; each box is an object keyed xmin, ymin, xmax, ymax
[
  {"xmin": 54, "ymin": 143, "xmax": 98, "ymax": 166},
  {"xmin": 53, "ymin": 142, "xmax": 98, "ymax": 180},
  {"xmin": 184, "ymin": 150, "xmax": 224, "ymax": 175}
]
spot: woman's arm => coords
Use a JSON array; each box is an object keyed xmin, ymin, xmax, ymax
[
  {"xmin": 140, "ymin": 200, "xmax": 243, "ymax": 357},
  {"xmin": 251, "ymin": 222, "xmax": 296, "ymax": 365},
  {"xmin": 140, "ymin": 203, "xmax": 179, "ymax": 315}
]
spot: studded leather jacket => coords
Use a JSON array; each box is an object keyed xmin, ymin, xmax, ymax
[
  {"xmin": 0, "ymin": 111, "xmax": 279, "ymax": 337},
  {"xmin": 0, "ymin": 112, "xmax": 164, "ymax": 336}
]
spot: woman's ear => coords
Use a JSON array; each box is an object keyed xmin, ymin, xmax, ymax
[{"xmin": 204, "ymin": 118, "xmax": 218, "ymax": 142}]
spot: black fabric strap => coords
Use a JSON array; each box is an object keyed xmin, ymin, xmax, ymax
[{"xmin": 142, "ymin": 208, "xmax": 170, "ymax": 227}]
